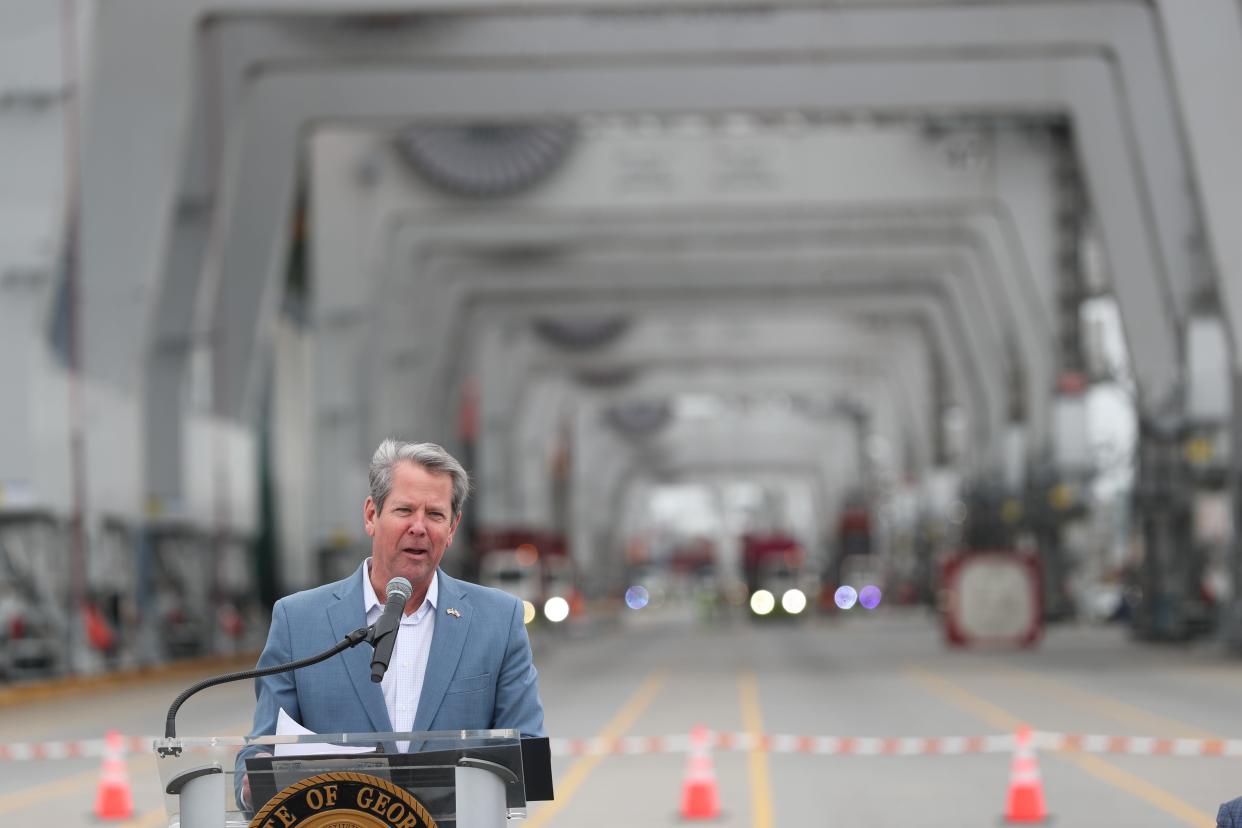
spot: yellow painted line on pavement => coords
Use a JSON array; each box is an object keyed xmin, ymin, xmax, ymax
[
  {"xmin": 1068, "ymin": 752, "xmax": 1214, "ymax": 827},
  {"xmin": 998, "ymin": 667, "xmax": 1217, "ymax": 738},
  {"xmin": 739, "ymin": 673, "xmax": 774, "ymax": 828},
  {"xmin": 0, "ymin": 761, "xmax": 166, "ymax": 827},
  {"xmin": 907, "ymin": 668, "xmax": 1022, "ymax": 731},
  {"xmin": 524, "ymin": 672, "xmax": 666, "ymax": 828},
  {"xmin": 906, "ymin": 667, "xmax": 1215, "ymax": 827},
  {"xmin": 0, "ymin": 766, "xmax": 102, "ymax": 817},
  {"xmin": 0, "ymin": 752, "xmax": 155, "ymax": 818}
]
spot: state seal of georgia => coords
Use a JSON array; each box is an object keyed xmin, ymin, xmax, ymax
[{"xmin": 248, "ymin": 771, "xmax": 436, "ymax": 828}]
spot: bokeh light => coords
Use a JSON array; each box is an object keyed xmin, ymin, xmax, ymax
[
  {"xmin": 544, "ymin": 596, "xmax": 570, "ymax": 623},
  {"xmin": 515, "ymin": 543, "xmax": 539, "ymax": 566},
  {"xmin": 522, "ymin": 600, "xmax": 536, "ymax": 625},
  {"xmin": 750, "ymin": 589, "xmax": 776, "ymax": 615},
  {"xmin": 781, "ymin": 588, "xmax": 807, "ymax": 614},
  {"xmin": 859, "ymin": 585, "xmax": 882, "ymax": 609},
  {"xmin": 625, "ymin": 585, "xmax": 650, "ymax": 609},
  {"xmin": 834, "ymin": 585, "xmax": 858, "ymax": 610}
]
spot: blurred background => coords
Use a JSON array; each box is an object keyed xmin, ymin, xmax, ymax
[{"xmin": 5, "ymin": 1, "xmax": 1242, "ymax": 826}]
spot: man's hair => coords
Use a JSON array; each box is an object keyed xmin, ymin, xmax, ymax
[{"xmin": 368, "ymin": 439, "xmax": 470, "ymax": 517}]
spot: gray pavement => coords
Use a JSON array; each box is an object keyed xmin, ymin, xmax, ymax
[{"xmin": 2, "ymin": 609, "xmax": 1241, "ymax": 826}]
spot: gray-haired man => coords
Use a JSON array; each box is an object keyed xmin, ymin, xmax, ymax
[{"xmin": 237, "ymin": 440, "xmax": 544, "ymax": 810}]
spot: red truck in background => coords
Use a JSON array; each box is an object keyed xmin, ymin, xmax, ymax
[
  {"xmin": 475, "ymin": 529, "xmax": 580, "ymax": 625},
  {"xmin": 741, "ymin": 531, "xmax": 809, "ymax": 618}
]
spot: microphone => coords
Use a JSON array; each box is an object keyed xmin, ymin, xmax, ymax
[{"xmin": 369, "ymin": 577, "xmax": 413, "ymax": 683}]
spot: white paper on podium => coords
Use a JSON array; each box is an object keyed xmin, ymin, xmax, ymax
[{"xmin": 274, "ymin": 708, "xmax": 377, "ymax": 756}]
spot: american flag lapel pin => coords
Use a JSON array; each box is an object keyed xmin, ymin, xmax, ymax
[{"xmin": 446, "ymin": 607, "xmax": 461, "ymax": 618}]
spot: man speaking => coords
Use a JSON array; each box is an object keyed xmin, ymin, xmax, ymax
[{"xmin": 237, "ymin": 439, "xmax": 545, "ymax": 808}]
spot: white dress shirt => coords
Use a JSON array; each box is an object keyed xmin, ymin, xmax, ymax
[{"xmin": 363, "ymin": 560, "xmax": 437, "ymax": 739}]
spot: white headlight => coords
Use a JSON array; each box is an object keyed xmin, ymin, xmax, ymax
[
  {"xmin": 750, "ymin": 590, "xmax": 776, "ymax": 616},
  {"xmin": 544, "ymin": 596, "xmax": 570, "ymax": 623},
  {"xmin": 781, "ymin": 589, "xmax": 807, "ymax": 614}
]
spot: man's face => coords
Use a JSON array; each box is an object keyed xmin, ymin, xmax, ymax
[{"xmin": 365, "ymin": 461, "xmax": 460, "ymax": 598}]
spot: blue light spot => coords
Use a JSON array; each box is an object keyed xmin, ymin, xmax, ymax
[
  {"xmin": 859, "ymin": 585, "xmax": 882, "ymax": 609},
  {"xmin": 834, "ymin": 585, "xmax": 858, "ymax": 610},
  {"xmin": 625, "ymin": 585, "xmax": 650, "ymax": 610}
]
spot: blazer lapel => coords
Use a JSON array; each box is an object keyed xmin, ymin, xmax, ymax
[
  {"xmin": 412, "ymin": 570, "xmax": 471, "ymax": 732},
  {"xmin": 327, "ymin": 564, "xmax": 393, "ymax": 734}
]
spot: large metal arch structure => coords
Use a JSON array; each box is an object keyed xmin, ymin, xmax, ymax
[
  {"xmin": 608, "ymin": 466, "xmax": 834, "ymax": 595},
  {"xmin": 80, "ymin": 0, "xmax": 1199, "ymax": 431},
  {"xmin": 302, "ymin": 162, "xmax": 1058, "ymax": 535},
  {"xmin": 571, "ymin": 414, "xmax": 864, "ymax": 588},
  {"xmin": 598, "ymin": 459, "xmax": 840, "ymax": 587},
  {"xmin": 160, "ymin": 120, "xmax": 1071, "ymax": 532},
  {"xmin": 579, "ymin": 382, "xmax": 904, "ymax": 528},
  {"xmin": 304, "ymin": 278, "xmax": 964, "ymax": 544},
  {"xmin": 375, "ymin": 213, "xmax": 1051, "ymax": 455},
  {"xmin": 479, "ymin": 325, "xmax": 923, "ymax": 532},
  {"xmin": 612, "ymin": 466, "xmax": 829, "ymax": 590},
  {"xmin": 576, "ymin": 388, "xmax": 892, "ymax": 545},
  {"xmin": 138, "ymin": 47, "xmax": 1182, "ymax": 551},
  {"xmin": 295, "ymin": 124, "xmax": 1062, "ymax": 528},
  {"xmin": 308, "ymin": 271, "xmax": 947, "ymax": 543},
  {"xmin": 67, "ymin": 0, "xmax": 1242, "ymax": 641},
  {"xmin": 457, "ymin": 290, "xmax": 948, "ymax": 588},
  {"xmin": 165, "ymin": 128, "xmax": 1053, "ymax": 521},
  {"xmin": 468, "ymin": 285, "xmax": 977, "ymax": 470},
  {"xmin": 440, "ymin": 255, "xmax": 998, "ymax": 446},
  {"xmin": 506, "ymin": 372, "xmax": 911, "ymax": 542},
  {"xmin": 75, "ymin": 1, "xmax": 1202, "ymax": 543},
  {"xmin": 301, "ymin": 270, "xmax": 986, "ymax": 545},
  {"xmin": 308, "ymin": 123, "xmax": 1059, "ymax": 436},
  {"xmin": 15, "ymin": 0, "xmax": 1242, "ymax": 670},
  {"xmin": 497, "ymin": 336, "xmax": 929, "ymax": 530},
  {"xmin": 1154, "ymin": 1, "xmax": 1242, "ymax": 383},
  {"xmin": 302, "ymin": 190, "xmax": 1010, "ymax": 541},
  {"xmin": 612, "ymin": 464, "xmax": 832, "ymax": 567},
  {"xmin": 602, "ymin": 463, "xmax": 840, "ymax": 596},
  {"xmin": 204, "ymin": 54, "xmax": 1179, "ymax": 424}
]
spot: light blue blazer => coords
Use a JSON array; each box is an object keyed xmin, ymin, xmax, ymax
[{"xmin": 235, "ymin": 563, "xmax": 544, "ymax": 803}]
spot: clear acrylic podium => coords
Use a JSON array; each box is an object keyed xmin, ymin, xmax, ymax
[{"xmin": 154, "ymin": 730, "xmax": 530, "ymax": 828}]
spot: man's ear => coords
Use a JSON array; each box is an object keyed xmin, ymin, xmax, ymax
[{"xmin": 363, "ymin": 496, "xmax": 378, "ymax": 537}]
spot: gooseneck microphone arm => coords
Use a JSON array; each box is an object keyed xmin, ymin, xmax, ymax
[
  {"xmin": 160, "ymin": 577, "xmax": 414, "ymax": 754},
  {"xmin": 161, "ymin": 626, "xmax": 372, "ymax": 750}
]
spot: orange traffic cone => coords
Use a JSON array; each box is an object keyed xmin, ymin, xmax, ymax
[
  {"xmin": 680, "ymin": 725, "xmax": 721, "ymax": 821},
  {"xmin": 94, "ymin": 730, "xmax": 134, "ymax": 821},
  {"xmin": 1004, "ymin": 725, "xmax": 1048, "ymax": 823}
]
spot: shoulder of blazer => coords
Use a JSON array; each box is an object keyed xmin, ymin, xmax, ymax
[
  {"xmin": 1219, "ymin": 795, "xmax": 1242, "ymax": 825},
  {"xmin": 276, "ymin": 565, "xmax": 363, "ymax": 617},
  {"xmin": 439, "ymin": 570, "xmax": 521, "ymax": 614}
]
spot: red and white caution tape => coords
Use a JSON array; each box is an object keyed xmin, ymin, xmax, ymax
[
  {"xmin": 1034, "ymin": 732, "xmax": 1242, "ymax": 757},
  {"xmin": 548, "ymin": 732, "xmax": 1012, "ymax": 757},
  {"xmin": 547, "ymin": 730, "xmax": 1242, "ymax": 758},
  {"xmin": 0, "ymin": 735, "xmax": 151, "ymax": 761},
  {"xmin": 3, "ymin": 731, "xmax": 1242, "ymax": 761}
]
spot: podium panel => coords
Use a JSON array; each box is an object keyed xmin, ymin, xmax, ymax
[
  {"xmin": 155, "ymin": 730, "xmax": 541, "ymax": 828},
  {"xmin": 249, "ymin": 771, "xmax": 437, "ymax": 828}
]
